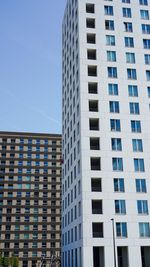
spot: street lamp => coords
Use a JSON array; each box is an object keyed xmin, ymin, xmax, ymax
[{"xmin": 111, "ymin": 218, "xmax": 117, "ymax": 267}]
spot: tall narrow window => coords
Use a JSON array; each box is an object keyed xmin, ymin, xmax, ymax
[
  {"xmin": 139, "ymin": 0, "xmax": 148, "ymax": 6},
  {"xmin": 140, "ymin": 10, "xmax": 149, "ymax": 20},
  {"xmin": 127, "ymin": 69, "xmax": 137, "ymax": 79},
  {"xmin": 116, "ymin": 223, "xmax": 127, "ymax": 237},
  {"xmin": 107, "ymin": 51, "xmax": 116, "ymax": 61},
  {"xmin": 131, "ymin": 120, "xmax": 141, "ymax": 132},
  {"xmin": 115, "ymin": 200, "xmax": 126, "ymax": 214},
  {"xmin": 146, "ymin": 70, "xmax": 150, "ymax": 80},
  {"xmin": 147, "ymin": 86, "xmax": 150, "ymax": 97},
  {"xmin": 111, "ymin": 138, "xmax": 122, "ymax": 151},
  {"xmin": 106, "ymin": 35, "xmax": 115, "ymax": 46},
  {"xmin": 134, "ymin": 158, "xmax": 145, "ymax": 172},
  {"xmin": 86, "ymin": 3, "xmax": 95, "ymax": 13},
  {"xmin": 110, "ymin": 119, "xmax": 121, "ymax": 132},
  {"xmin": 136, "ymin": 179, "xmax": 146, "ymax": 193},
  {"xmin": 129, "ymin": 102, "xmax": 140, "ymax": 114},
  {"xmin": 86, "ymin": 18, "xmax": 95, "ymax": 28},
  {"xmin": 128, "ymin": 85, "xmax": 138, "ymax": 96},
  {"xmin": 112, "ymin": 158, "xmax": 123, "ymax": 171},
  {"xmin": 108, "ymin": 84, "xmax": 118, "ymax": 95},
  {"xmin": 114, "ymin": 178, "xmax": 125, "ymax": 192},
  {"xmin": 109, "ymin": 101, "xmax": 120, "ymax": 113},
  {"xmin": 108, "ymin": 67, "xmax": 117, "ymax": 78},
  {"xmin": 137, "ymin": 200, "xmax": 148, "ymax": 214},
  {"xmin": 143, "ymin": 39, "xmax": 150, "ymax": 49},
  {"xmin": 124, "ymin": 22, "xmax": 133, "ymax": 32},
  {"xmin": 142, "ymin": 24, "xmax": 150, "ymax": 34},
  {"xmin": 126, "ymin": 52, "xmax": 135, "ymax": 63},
  {"xmin": 105, "ymin": 20, "xmax": 115, "ymax": 30},
  {"xmin": 139, "ymin": 223, "xmax": 150, "ymax": 238},
  {"xmin": 122, "ymin": 8, "xmax": 132, "ymax": 18},
  {"xmin": 132, "ymin": 139, "xmax": 143, "ymax": 152},
  {"xmin": 104, "ymin": 6, "xmax": 114, "ymax": 15},
  {"xmin": 92, "ymin": 223, "xmax": 103, "ymax": 238},
  {"xmin": 125, "ymin": 37, "xmax": 134, "ymax": 47},
  {"xmin": 144, "ymin": 54, "xmax": 150, "ymax": 64}
]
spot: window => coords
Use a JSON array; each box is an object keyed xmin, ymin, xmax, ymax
[
  {"xmin": 90, "ymin": 138, "xmax": 100, "ymax": 150},
  {"xmin": 129, "ymin": 102, "xmax": 140, "ymax": 114},
  {"xmin": 140, "ymin": 10, "xmax": 149, "ymax": 20},
  {"xmin": 124, "ymin": 37, "xmax": 134, "ymax": 47},
  {"xmin": 32, "ymin": 252, "xmax": 37, "ymax": 257},
  {"xmin": 88, "ymin": 66, "xmax": 97, "ymax": 76},
  {"xmin": 137, "ymin": 200, "xmax": 148, "ymax": 214},
  {"xmin": 87, "ymin": 33, "xmax": 96, "ymax": 44},
  {"xmin": 108, "ymin": 67, "xmax": 117, "ymax": 78},
  {"xmin": 110, "ymin": 119, "xmax": 121, "ymax": 131},
  {"xmin": 139, "ymin": 223, "xmax": 150, "ymax": 238},
  {"xmin": 128, "ymin": 85, "xmax": 138, "ymax": 96},
  {"xmin": 147, "ymin": 86, "xmax": 150, "ymax": 97},
  {"xmin": 14, "ymin": 234, "xmax": 19, "ymax": 240},
  {"xmin": 15, "ymin": 225, "xmax": 20, "ymax": 231},
  {"xmin": 142, "ymin": 24, "xmax": 150, "ymax": 34},
  {"xmin": 127, "ymin": 69, "xmax": 137, "ymax": 79},
  {"xmin": 124, "ymin": 22, "xmax": 133, "ymax": 32},
  {"xmin": 111, "ymin": 138, "xmax": 122, "ymax": 151},
  {"xmin": 86, "ymin": 18, "xmax": 95, "ymax": 28},
  {"xmin": 134, "ymin": 158, "xmax": 145, "ymax": 172},
  {"xmin": 132, "ymin": 139, "xmax": 143, "ymax": 152},
  {"xmin": 115, "ymin": 200, "xmax": 126, "ymax": 214},
  {"xmin": 91, "ymin": 178, "xmax": 102, "ymax": 192},
  {"xmin": 116, "ymin": 223, "xmax": 127, "ymax": 237},
  {"xmin": 25, "ymin": 216, "xmax": 30, "ymax": 222},
  {"xmin": 87, "ymin": 49, "xmax": 96, "ymax": 60},
  {"xmin": 109, "ymin": 101, "xmax": 119, "ymax": 113},
  {"xmin": 89, "ymin": 100, "xmax": 98, "ymax": 112},
  {"xmin": 89, "ymin": 118, "xmax": 99, "ymax": 130},
  {"xmin": 114, "ymin": 178, "xmax": 125, "ymax": 192},
  {"xmin": 141, "ymin": 0, "xmax": 148, "ymax": 4},
  {"xmin": 144, "ymin": 54, "xmax": 150, "ymax": 64},
  {"xmin": 88, "ymin": 83, "xmax": 98, "ymax": 94},
  {"xmin": 107, "ymin": 51, "xmax": 116, "ymax": 61},
  {"xmin": 91, "ymin": 158, "xmax": 101, "ymax": 170},
  {"xmin": 122, "ymin": 8, "xmax": 132, "ymax": 18},
  {"xmin": 24, "ymin": 225, "xmax": 29, "ymax": 231},
  {"xmin": 108, "ymin": 83, "xmax": 118, "ymax": 95},
  {"xmin": 106, "ymin": 35, "xmax": 115, "ymax": 46},
  {"xmin": 112, "ymin": 158, "xmax": 123, "ymax": 171},
  {"xmin": 92, "ymin": 223, "xmax": 103, "ymax": 238},
  {"xmin": 92, "ymin": 200, "xmax": 103, "ymax": 214},
  {"xmin": 24, "ymin": 233, "xmax": 29, "ymax": 239},
  {"xmin": 146, "ymin": 70, "xmax": 150, "ymax": 80},
  {"xmin": 126, "ymin": 52, "xmax": 135, "ymax": 63},
  {"xmin": 104, "ymin": 6, "xmax": 114, "ymax": 16},
  {"xmin": 86, "ymin": 3, "xmax": 95, "ymax": 13},
  {"xmin": 105, "ymin": 20, "xmax": 114, "ymax": 30},
  {"xmin": 131, "ymin": 120, "xmax": 141, "ymax": 132},
  {"xmin": 122, "ymin": 0, "xmax": 130, "ymax": 3},
  {"xmin": 143, "ymin": 39, "xmax": 150, "ymax": 49},
  {"xmin": 32, "ymin": 242, "xmax": 37, "ymax": 248},
  {"xmin": 136, "ymin": 179, "xmax": 147, "ymax": 193}
]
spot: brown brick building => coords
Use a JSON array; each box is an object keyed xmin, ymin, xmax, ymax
[{"xmin": 0, "ymin": 131, "xmax": 61, "ymax": 267}]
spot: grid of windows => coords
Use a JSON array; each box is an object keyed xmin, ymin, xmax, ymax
[
  {"xmin": 0, "ymin": 133, "xmax": 61, "ymax": 266},
  {"xmin": 62, "ymin": 1, "xmax": 150, "ymax": 266}
]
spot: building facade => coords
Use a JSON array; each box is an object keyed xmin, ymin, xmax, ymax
[
  {"xmin": 0, "ymin": 131, "xmax": 61, "ymax": 267},
  {"xmin": 62, "ymin": 0, "xmax": 150, "ymax": 267}
]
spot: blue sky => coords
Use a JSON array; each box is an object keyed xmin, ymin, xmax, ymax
[{"xmin": 0, "ymin": 0, "xmax": 66, "ymax": 134}]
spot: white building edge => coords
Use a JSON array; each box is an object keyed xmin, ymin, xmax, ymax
[{"xmin": 62, "ymin": 0, "xmax": 150, "ymax": 266}]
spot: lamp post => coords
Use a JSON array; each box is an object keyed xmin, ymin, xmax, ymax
[{"xmin": 111, "ymin": 218, "xmax": 117, "ymax": 267}]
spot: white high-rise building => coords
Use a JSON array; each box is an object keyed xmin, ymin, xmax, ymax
[{"xmin": 62, "ymin": 0, "xmax": 150, "ymax": 267}]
